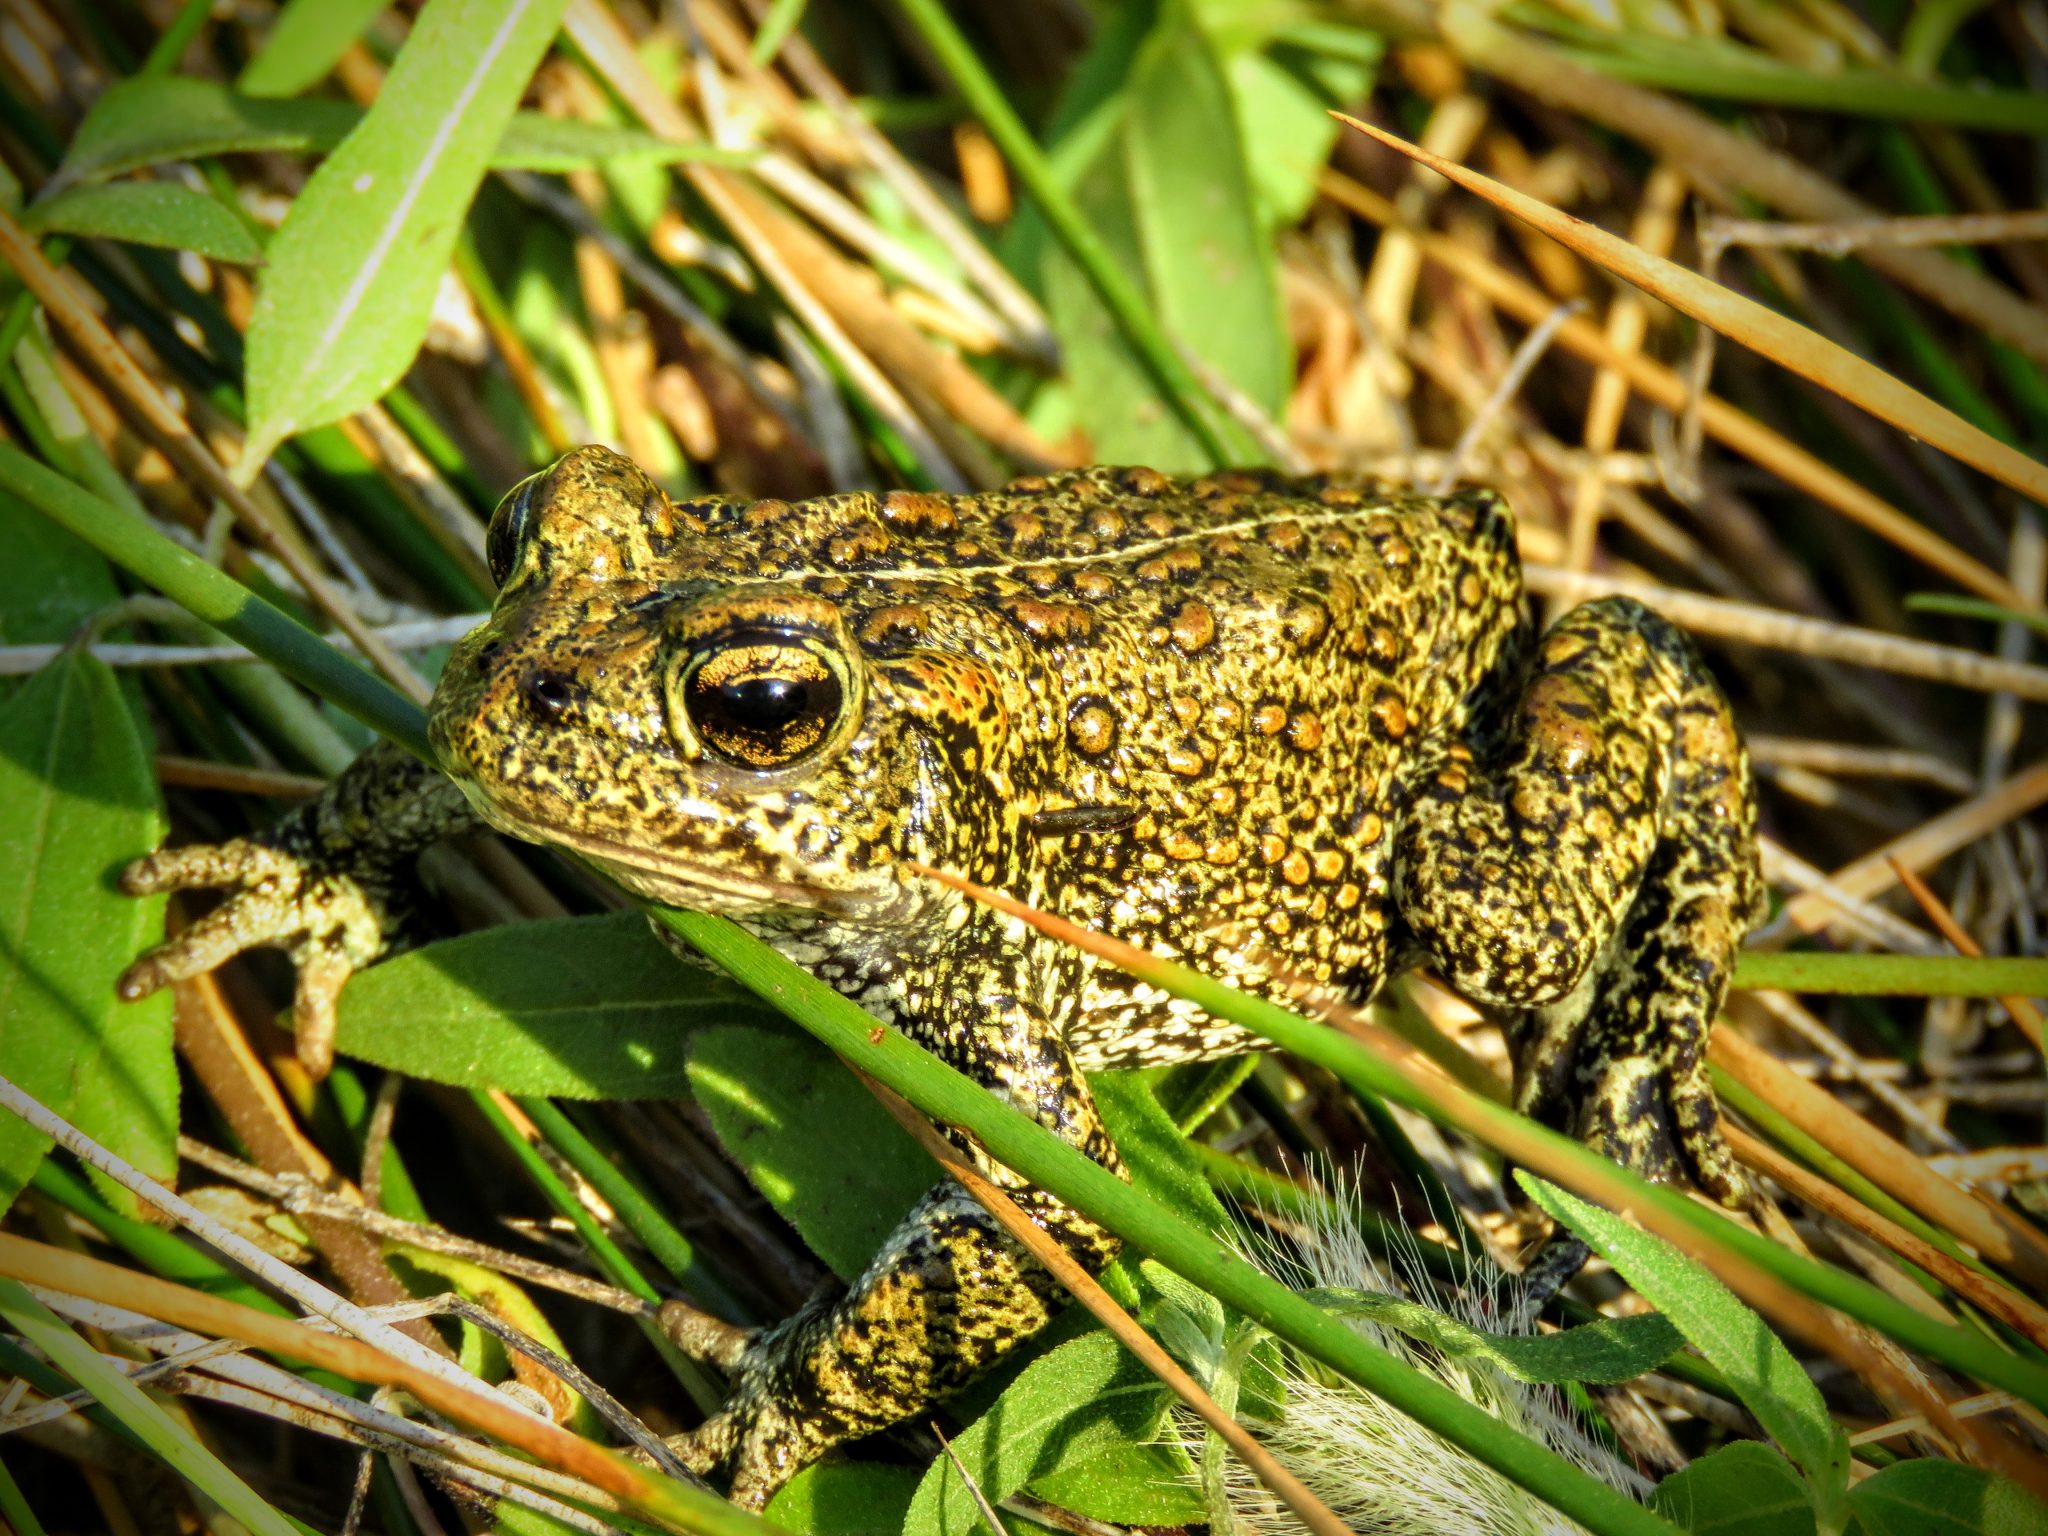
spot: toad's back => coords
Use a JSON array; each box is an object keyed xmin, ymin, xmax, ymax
[{"xmin": 621, "ymin": 463, "xmax": 1534, "ymax": 1060}]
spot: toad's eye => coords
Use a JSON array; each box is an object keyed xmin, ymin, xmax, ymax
[
  {"xmin": 486, "ymin": 470, "xmax": 546, "ymax": 588},
  {"xmin": 671, "ymin": 630, "xmax": 847, "ymax": 769}
]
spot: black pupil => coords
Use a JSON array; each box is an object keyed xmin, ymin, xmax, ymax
[{"xmin": 719, "ymin": 675, "xmax": 808, "ymax": 730}]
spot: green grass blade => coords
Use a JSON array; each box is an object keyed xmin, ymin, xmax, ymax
[
  {"xmin": 0, "ymin": 1279, "xmax": 304, "ymax": 1536},
  {"xmin": 1734, "ymin": 951, "xmax": 2048, "ymax": 997}
]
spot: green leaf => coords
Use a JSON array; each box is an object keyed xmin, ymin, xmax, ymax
[
  {"xmin": 1847, "ymin": 1458, "xmax": 2048, "ymax": 1536},
  {"xmin": 55, "ymin": 78, "xmax": 732, "ymax": 188},
  {"xmin": 1653, "ymin": 1442, "xmax": 1816, "ymax": 1535},
  {"xmin": 23, "ymin": 182, "xmax": 263, "ymax": 264},
  {"xmin": 490, "ymin": 115, "xmax": 756, "ymax": 172},
  {"xmin": 240, "ymin": 0, "xmax": 569, "ymax": 468},
  {"xmin": 0, "ymin": 654, "xmax": 176, "ymax": 1216},
  {"xmin": 1027, "ymin": 1439, "xmax": 1206, "ymax": 1524},
  {"xmin": 238, "ymin": 0, "xmax": 388, "ymax": 97},
  {"xmin": 1122, "ymin": 2, "xmax": 1289, "ymax": 418},
  {"xmin": 1522, "ymin": 1175, "xmax": 1851, "ymax": 1528},
  {"xmin": 1225, "ymin": 33, "xmax": 1378, "ymax": 229},
  {"xmin": 1303, "ymin": 1287, "xmax": 1686, "ymax": 1384},
  {"xmin": 56, "ymin": 79, "xmax": 363, "ymax": 185},
  {"xmin": 905, "ymin": 1329, "xmax": 1174, "ymax": 1536},
  {"xmin": 332, "ymin": 912, "xmax": 780, "ymax": 1097},
  {"xmin": 1031, "ymin": 0, "xmax": 1272, "ymax": 469},
  {"xmin": 766, "ymin": 1462, "xmax": 920, "ymax": 1534},
  {"xmin": 1091, "ymin": 1068, "xmax": 1230, "ymax": 1234},
  {"xmin": 685, "ymin": 1023, "xmax": 933, "ymax": 1281},
  {"xmin": 0, "ymin": 491, "xmax": 120, "ymax": 673}
]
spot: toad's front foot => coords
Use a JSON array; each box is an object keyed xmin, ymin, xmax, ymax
[
  {"xmin": 120, "ymin": 839, "xmax": 399, "ymax": 1077},
  {"xmin": 118, "ymin": 740, "xmax": 476, "ymax": 1076}
]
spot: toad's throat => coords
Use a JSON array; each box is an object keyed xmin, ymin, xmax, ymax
[{"xmin": 452, "ymin": 781, "xmax": 895, "ymax": 920}]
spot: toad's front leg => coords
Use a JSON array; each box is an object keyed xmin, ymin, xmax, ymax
[
  {"xmin": 665, "ymin": 987, "xmax": 1123, "ymax": 1509},
  {"xmin": 1394, "ymin": 596, "xmax": 1764, "ymax": 1207},
  {"xmin": 119, "ymin": 740, "xmax": 480, "ymax": 1074}
]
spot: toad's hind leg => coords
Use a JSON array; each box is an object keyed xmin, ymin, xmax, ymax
[
  {"xmin": 663, "ymin": 989, "xmax": 1122, "ymax": 1509},
  {"xmin": 1394, "ymin": 597, "xmax": 1763, "ymax": 1206}
]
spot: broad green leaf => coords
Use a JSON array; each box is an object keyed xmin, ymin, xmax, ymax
[
  {"xmin": 1847, "ymin": 1458, "xmax": 2048, "ymax": 1536},
  {"xmin": 1225, "ymin": 34, "xmax": 1378, "ymax": 229},
  {"xmin": 767, "ymin": 1462, "xmax": 920, "ymax": 1534},
  {"xmin": 1092, "ymin": 1068, "xmax": 1230, "ymax": 1233},
  {"xmin": 905, "ymin": 1329, "xmax": 1174, "ymax": 1536},
  {"xmin": 238, "ymin": 0, "xmax": 388, "ymax": 97},
  {"xmin": 0, "ymin": 654, "xmax": 176, "ymax": 1215},
  {"xmin": 685, "ymin": 1023, "xmax": 933, "ymax": 1281},
  {"xmin": 1030, "ymin": 0, "xmax": 1271, "ymax": 469},
  {"xmin": 24, "ymin": 182, "xmax": 263, "ymax": 264},
  {"xmin": 55, "ymin": 78, "xmax": 738, "ymax": 188},
  {"xmin": 1523, "ymin": 1175, "xmax": 1851, "ymax": 1529},
  {"xmin": 333, "ymin": 912, "xmax": 779, "ymax": 1097},
  {"xmin": 1123, "ymin": 3, "xmax": 1289, "ymax": 420},
  {"xmin": 0, "ymin": 491, "xmax": 120, "ymax": 685},
  {"xmin": 1027, "ymin": 1439, "xmax": 1206, "ymax": 1524},
  {"xmin": 1302, "ymin": 1287, "xmax": 1686, "ymax": 1384},
  {"xmin": 1653, "ymin": 1442, "xmax": 1816, "ymax": 1535},
  {"xmin": 241, "ymin": 0, "xmax": 569, "ymax": 469},
  {"xmin": 57, "ymin": 80, "xmax": 361, "ymax": 185}
]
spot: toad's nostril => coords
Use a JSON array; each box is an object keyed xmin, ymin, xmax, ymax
[{"xmin": 524, "ymin": 671, "xmax": 578, "ymax": 718}]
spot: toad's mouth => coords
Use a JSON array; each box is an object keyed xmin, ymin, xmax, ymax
[{"xmin": 453, "ymin": 779, "xmax": 901, "ymax": 922}]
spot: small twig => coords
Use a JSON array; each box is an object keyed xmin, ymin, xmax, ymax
[
  {"xmin": 1525, "ymin": 566, "xmax": 2048, "ymax": 703},
  {"xmin": 1774, "ymin": 761, "xmax": 2048, "ymax": 935},
  {"xmin": 1850, "ymin": 1391, "xmax": 2019, "ymax": 1448},
  {"xmin": 1704, "ymin": 208, "xmax": 2048, "ymax": 257},
  {"xmin": 1888, "ymin": 858, "xmax": 2046, "ymax": 1053},
  {"xmin": 1757, "ymin": 841, "xmax": 1940, "ymax": 956},
  {"xmin": 1317, "ymin": 166, "xmax": 2039, "ymax": 615},
  {"xmin": 1430, "ymin": 298, "xmax": 1585, "ymax": 494},
  {"xmin": 1710, "ymin": 1028, "xmax": 2048, "ymax": 1290},
  {"xmin": 361, "ymin": 1073, "xmax": 403, "ymax": 1212},
  {"xmin": 930, "ymin": 1421, "xmax": 1010, "ymax": 1535},
  {"xmin": 153, "ymin": 756, "xmax": 327, "ymax": 797},
  {"xmin": 1744, "ymin": 738, "xmax": 1973, "ymax": 794},
  {"xmin": 0, "ymin": 1234, "xmax": 689, "ymax": 1520},
  {"xmin": 1727, "ymin": 1125, "xmax": 2048, "ymax": 1350},
  {"xmin": 176, "ymin": 1137, "xmax": 660, "ymax": 1319},
  {"xmin": 0, "ymin": 1075, "xmax": 480, "ymax": 1401}
]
